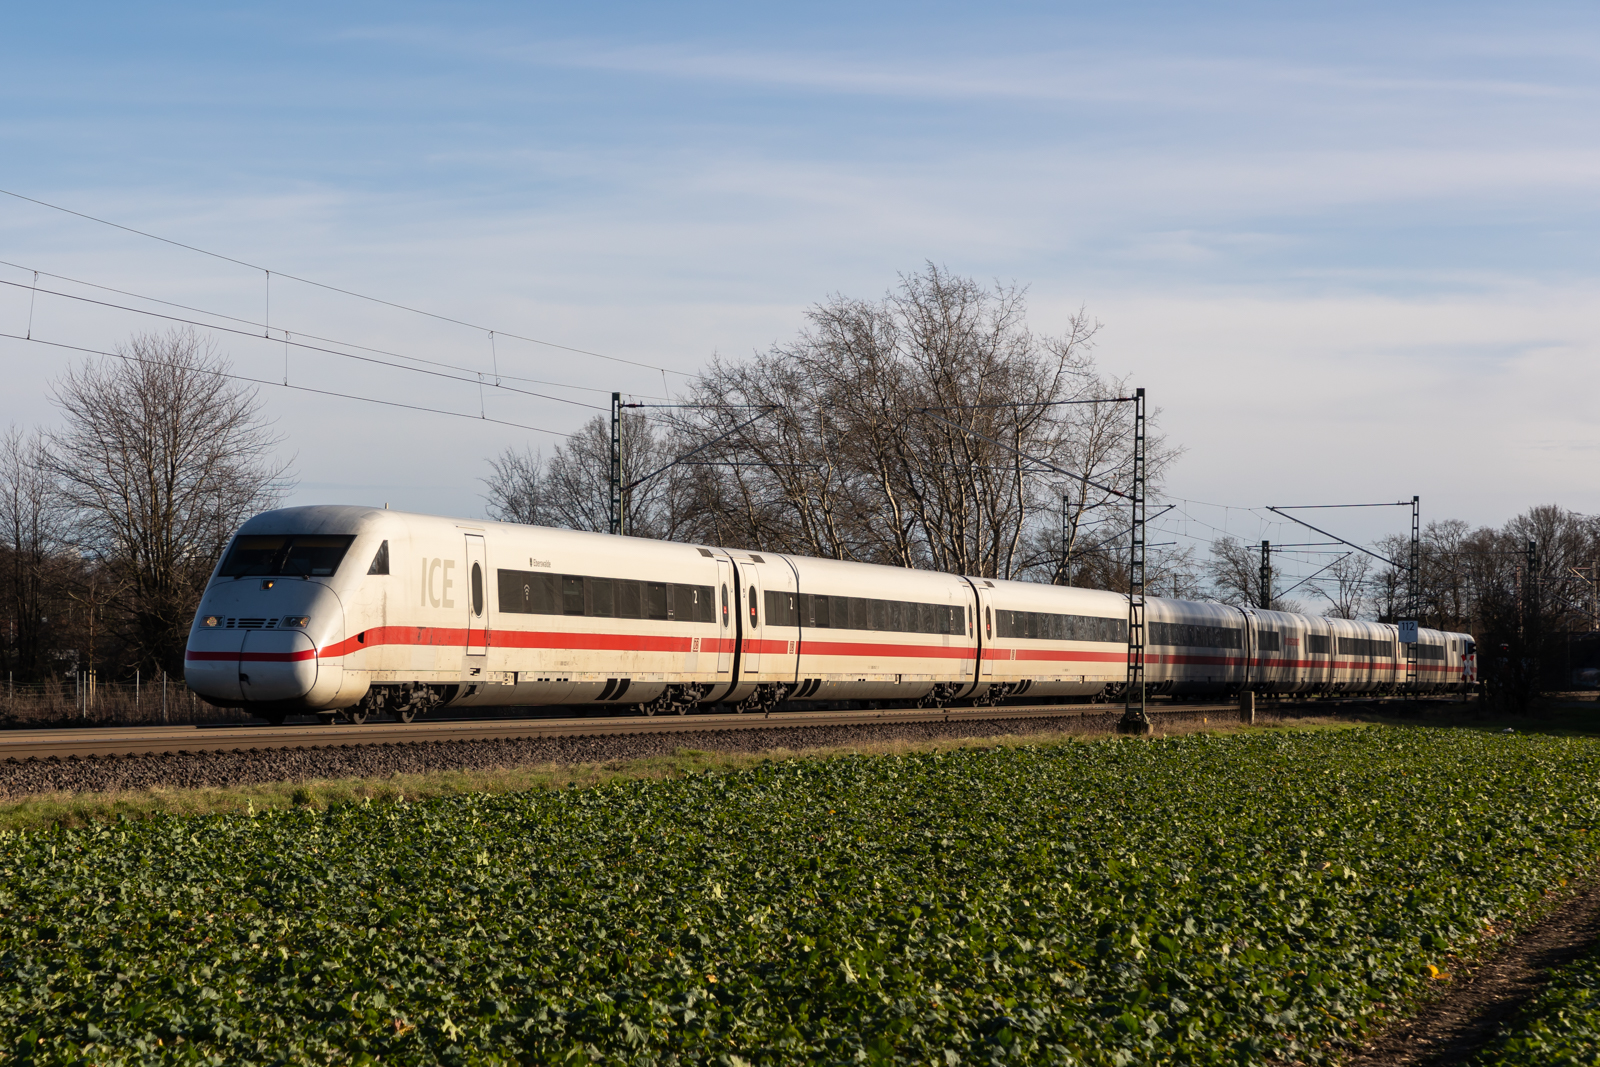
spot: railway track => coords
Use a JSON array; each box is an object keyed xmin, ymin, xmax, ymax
[{"xmin": 0, "ymin": 699, "xmax": 1382, "ymax": 761}]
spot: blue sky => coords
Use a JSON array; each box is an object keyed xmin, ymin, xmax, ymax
[{"xmin": 2, "ymin": 1, "xmax": 1597, "ymax": 566}]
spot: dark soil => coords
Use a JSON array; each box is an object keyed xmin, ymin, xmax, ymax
[{"xmin": 1343, "ymin": 878, "xmax": 1600, "ymax": 1066}]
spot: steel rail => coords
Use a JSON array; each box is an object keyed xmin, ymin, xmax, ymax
[{"xmin": 0, "ymin": 698, "xmax": 1430, "ymax": 761}]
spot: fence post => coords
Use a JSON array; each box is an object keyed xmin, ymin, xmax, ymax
[
  {"xmin": 136, "ymin": 669, "xmax": 140, "ymax": 711},
  {"xmin": 162, "ymin": 672, "xmax": 168, "ymax": 723},
  {"xmin": 1239, "ymin": 690, "xmax": 1256, "ymax": 725}
]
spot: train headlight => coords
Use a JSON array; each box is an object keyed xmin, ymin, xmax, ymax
[
  {"xmin": 203, "ymin": 615, "xmax": 222, "ymax": 628},
  {"xmin": 283, "ymin": 615, "xmax": 310, "ymax": 628}
]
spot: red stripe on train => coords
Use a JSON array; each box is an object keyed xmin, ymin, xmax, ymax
[{"xmin": 186, "ymin": 649, "xmax": 316, "ymax": 663}]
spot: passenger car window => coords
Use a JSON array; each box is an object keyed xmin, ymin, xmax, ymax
[{"xmin": 470, "ymin": 563, "xmax": 484, "ymax": 616}]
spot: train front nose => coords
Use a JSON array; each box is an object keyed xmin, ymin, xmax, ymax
[
  {"xmin": 186, "ymin": 586, "xmax": 343, "ymax": 707},
  {"xmin": 238, "ymin": 629, "xmax": 319, "ymax": 702}
]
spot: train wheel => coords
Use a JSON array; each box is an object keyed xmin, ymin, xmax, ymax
[
  {"xmin": 347, "ymin": 706, "xmax": 369, "ymax": 725},
  {"xmin": 263, "ymin": 710, "xmax": 287, "ymax": 727},
  {"xmin": 393, "ymin": 707, "xmax": 416, "ymax": 724}
]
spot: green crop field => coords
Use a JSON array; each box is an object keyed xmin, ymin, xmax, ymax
[{"xmin": 3, "ymin": 727, "xmax": 1600, "ymax": 1065}]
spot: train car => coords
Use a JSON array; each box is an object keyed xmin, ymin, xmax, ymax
[{"xmin": 184, "ymin": 506, "xmax": 1476, "ymax": 722}]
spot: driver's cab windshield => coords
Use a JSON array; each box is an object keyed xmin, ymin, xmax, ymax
[{"xmin": 220, "ymin": 535, "xmax": 356, "ymax": 578}]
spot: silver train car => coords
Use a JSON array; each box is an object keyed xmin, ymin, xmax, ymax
[{"xmin": 184, "ymin": 506, "xmax": 1477, "ymax": 723}]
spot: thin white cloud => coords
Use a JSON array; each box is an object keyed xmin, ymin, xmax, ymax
[{"xmin": 338, "ymin": 23, "xmax": 1588, "ymax": 108}]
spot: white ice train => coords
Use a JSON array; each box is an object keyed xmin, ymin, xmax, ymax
[{"xmin": 184, "ymin": 506, "xmax": 1477, "ymax": 724}]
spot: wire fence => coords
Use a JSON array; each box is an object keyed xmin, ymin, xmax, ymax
[{"xmin": 0, "ymin": 673, "xmax": 254, "ymax": 729}]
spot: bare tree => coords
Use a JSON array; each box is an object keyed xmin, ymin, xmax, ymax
[
  {"xmin": 483, "ymin": 445, "xmax": 546, "ymax": 525},
  {"xmin": 666, "ymin": 265, "xmax": 1176, "ymax": 579},
  {"xmin": 0, "ymin": 426, "xmax": 67, "ymax": 681},
  {"xmin": 1317, "ymin": 553, "xmax": 1371, "ymax": 619},
  {"xmin": 1205, "ymin": 535, "xmax": 1302, "ymax": 612},
  {"xmin": 47, "ymin": 329, "xmax": 288, "ymax": 675},
  {"xmin": 484, "ymin": 412, "xmax": 682, "ymax": 538},
  {"xmin": 1206, "ymin": 536, "xmax": 1263, "ymax": 607},
  {"xmin": 1419, "ymin": 519, "xmax": 1473, "ymax": 632},
  {"xmin": 1149, "ymin": 543, "xmax": 1207, "ymax": 601}
]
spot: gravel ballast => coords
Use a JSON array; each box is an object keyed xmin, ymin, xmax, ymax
[{"xmin": 0, "ymin": 706, "xmax": 1303, "ymax": 799}]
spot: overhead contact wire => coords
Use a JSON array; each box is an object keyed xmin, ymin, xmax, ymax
[
  {"xmin": 0, "ymin": 278, "xmax": 605, "ymax": 411},
  {"xmin": 0, "ymin": 332, "xmax": 576, "ymax": 439},
  {"xmin": 0, "ymin": 187, "xmax": 696, "ymax": 376},
  {"xmin": 0, "ymin": 259, "xmax": 673, "ymax": 401}
]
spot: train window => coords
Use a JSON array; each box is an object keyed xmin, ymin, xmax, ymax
[
  {"xmin": 281, "ymin": 536, "xmax": 357, "ymax": 577},
  {"xmin": 1335, "ymin": 636, "xmax": 1392, "ymax": 658},
  {"xmin": 763, "ymin": 590, "xmax": 798, "ymax": 626},
  {"xmin": 1148, "ymin": 621, "xmax": 1241, "ymax": 649},
  {"xmin": 783, "ymin": 592, "xmax": 969, "ymax": 634},
  {"xmin": 221, "ymin": 536, "xmax": 286, "ymax": 576},
  {"xmin": 722, "ymin": 585, "xmax": 730, "ymax": 627},
  {"xmin": 1416, "ymin": 643, "xmax": 1446, "ymax": 661},
  {"xmin": 1305, "ymin": 634, "xmax": 1330, "ymax": 654},
  {"xmin": 995, "ymin": 609, "xmax": 1126, "ymax": 643},
  {"xmin": 665, "ymin": 584, "xmax": 710, "ymax": 622},
  {"xmin": 537, "ymin": 573, "xmax": 559, "ymax": 612},
  {"xmin": 221, "ymin": 535, "xmax": 356, "ymax": 578},
  {"xmin": 498, "ymin": 570, "xmax": 531, "ymax": 613},
  {"xmin": 589, "ymin": 577, "xmax": 615, "ymax": 618},
  {"xmin": 616, "ymin": 580, "xmax": 642, "ymax": 619},
  {"xmin": 749, "ymin": 586, "xmax": 758, "ymax": 626},
  {"xmin": 985, "ymin": 606, "xmax": 992, "ymax": 639},
  {"xmin": 367, "ymin": 541, "xmax": 390, "ymax": 576},
  {"xmin": 470, "ymin": 563, "xmax": 484, "ymax": 617},
  {"xmin": 562, "ymin": 575, "xmax": 585, "ymax": 616},
  {"xmin": 1258, "ymin": 630, "xmax": 1280, "ymax": 652},
  {"xmin": 493, "ymin": 570, "xmax": 707, "ymax": 622}
]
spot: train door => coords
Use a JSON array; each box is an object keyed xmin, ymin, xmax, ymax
[
  {"xmin": 980, "ymin": 593, "xmax": 995, "ymax": 678},
  {"xmin": 464, "ymin": 534, "xmax": 489, "ymax": 663},
  {"xmin": 715, "ymin": 558, "xmax": 734, "ymax": 675},
  {"xmin": 954, "ymin": 579, "xmax": 986, "ymax": 699},
  {"xmin": 742, "ymin": 568, "xmax": 764, "ymax": 678},
  {"xmin": 1239, "ymin": 607, "xmax": 1256, "ymax": 691},
  {"xmin": 767, "ymin": 556, "xmax": 801, "ymax": 689}
]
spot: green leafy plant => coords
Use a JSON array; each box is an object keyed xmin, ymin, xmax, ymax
[{"xmin": 2, "ymin": 727, "xmax": 1599, "ymax": 1064}]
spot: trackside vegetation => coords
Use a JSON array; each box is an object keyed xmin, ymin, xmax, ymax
[{"xmin": 2, "ymin": 728, "xmax": 1600, "ymax": 1065}]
